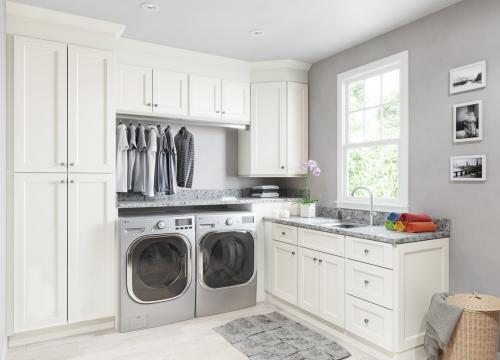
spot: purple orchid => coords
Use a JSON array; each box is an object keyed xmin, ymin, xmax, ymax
[{"xmin": 297, "ymin": 160, "xmax": 321, "ymax": 205}]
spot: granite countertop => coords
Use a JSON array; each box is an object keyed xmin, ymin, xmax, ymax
[
  {"xmin": 263, "ymin": 216, "xmax": 450, "ymax": 245},
  {"xmin": 117, "ymin": 197, "xmax": 299, "ymax": 209}
]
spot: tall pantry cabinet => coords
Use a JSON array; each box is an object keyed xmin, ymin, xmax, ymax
[{"xmin": 11, "ymin": 36, "xmax": 115, "ymax": 334}]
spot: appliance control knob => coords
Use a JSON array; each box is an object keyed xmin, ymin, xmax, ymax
[
  {"xmin": 157, "ymin": 221, "xmax": 166, "ymax": 229},
  {"xmin": 226, "ymin": 218, "xmax": 233, "ymax": 226}
]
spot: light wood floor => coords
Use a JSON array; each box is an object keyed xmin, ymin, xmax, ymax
[{"xmin": 8, "ymin": 303, "xmax": 376, "ymax": 360}]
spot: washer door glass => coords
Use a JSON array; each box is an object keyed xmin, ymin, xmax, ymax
[
  {"xmin": 200, "ymin": 231, "xmax": 254, "ymax": 289},
  {"xmin": 128, "ymin": 234, "xmax": 190, "ymax": 303}
]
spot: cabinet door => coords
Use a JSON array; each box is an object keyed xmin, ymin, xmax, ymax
[
  {"xmin": 250, "ymin": 82, "xmax": 287, "ymax": 175},
  {"xmin": 188, "ymin": 75, "xmax": 221, "ymax": 120},
  {"xmin": 319, "ymin": 253, "xmax": 345, "ymax": 328},
  {"xmin": 153, "ymin": 69, "xmax": 188, "ymax": 116},
  {"xmin": 221, "ymin": 80, "xmax": 250, "ymax": 124},
  {"xmin": 286, "ymin": 82, "xmax": 308, "ymax": 175},
  {"xmin": 68, "ymin": 45, "xmax": 113, "ymax": 173},
  {"xmin": 68, "ymin": 174, "xmax": 115, "ymax": 323},
  {"xmin": 116, "ymin": 64, "xmax": 153, "ymax": 113},
  {"xmin": 13, "ymin": 36, "xmax": 67, "ymax": 173},
  {"xmin": 298, "ymin": 248, "xmax": 320, "ymax": 315},
  {"xmin": 271, "ymin": 241, "xmax": 297, "ymax": 305},
  {"xmin": 13, "ymin": 173, "xmax": 68, "ymax": 332}
]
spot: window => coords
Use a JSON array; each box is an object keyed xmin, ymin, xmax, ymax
[{"xmin": 337, "ymin": 51, "xmax": 408, "ymax": 212}]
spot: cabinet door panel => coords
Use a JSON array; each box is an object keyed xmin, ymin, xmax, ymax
[
  {"xmin": 13, "ymin": 173, "xmax": 68, "ymax": 332},
  {"xmin": 319, "ymin": 253, "xmax": 345, "ymax": 328},
  {"xmin": 298, "ymin": 248, "xmax": 319, "ymax": 315},
  {"xmin": 221, "ymin": 80, "xmax": 250, "ymax": 124},
  {"xmin": 13, "ymin": 36, "xmax": 67, "ymax": 172},
  {"xmin": 68, "ymin": 174, "xmax": 115, "ymax": 323},
  {"xmin": 189, "ymin": 75, "xmax": 221, "ymax": 120},
  {"xmin": 250, "ymin": 82, "xmax": 287, "ymax": 175},
  {"xmin": 153, "ymin": 69, "xmax": 188, "ymax": 116},
  {"xmin": 116, "ymin": 64, "xmax": 152, "ymax": 113},
  {"xmin": 271, "ymin": 241, "xmax": 297, "ymax": 305},
  {"xmin": 286, "ymin": 82, "xmax": 308, "ymax": 175},
  {"xmin": 68, "ymin": 45, "xmax": 113, "ymax": 173}
]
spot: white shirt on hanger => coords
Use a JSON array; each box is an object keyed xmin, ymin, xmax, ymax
[
  {"xmin": 116, "ymin": 123, "xmax": 129, "ymax": 192},
  {"xmin": 145, "ymin": 126, "xmax": 159, "ymax": 197}
]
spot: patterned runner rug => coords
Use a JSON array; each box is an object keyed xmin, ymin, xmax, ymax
[{"xmin": 214, "ymin": 311, "xmax": 351, "ymax": 360}]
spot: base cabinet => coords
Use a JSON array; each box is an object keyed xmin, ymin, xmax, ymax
[{"xmin": 268, "ymin": 222, "xmax": 449, "ymax": 356}]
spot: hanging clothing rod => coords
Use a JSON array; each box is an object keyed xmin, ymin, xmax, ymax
[{"xmin": 116, "ymin": 113, "xmax": 248, "ymax": 130}]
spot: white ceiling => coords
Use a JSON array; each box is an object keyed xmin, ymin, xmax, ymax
[{"xmin": 11, "ymin": 0, "xmax": 462, "ymax": 63}]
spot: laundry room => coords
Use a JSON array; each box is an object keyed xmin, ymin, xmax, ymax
[{"xmin": 2, "ymin": 0, "xmax": 500, "ymax": 359}]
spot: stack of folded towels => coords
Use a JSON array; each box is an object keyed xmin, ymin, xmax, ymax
[
  {"xmin": 251, "ymin": 185, "xmax": 280, "ymax": 198},
  {"xmin": 385, "ymin": 213, "xmax": 437, "ymax": 233}
]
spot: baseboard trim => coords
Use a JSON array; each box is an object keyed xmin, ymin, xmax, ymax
[
  {"xmin": 8, "ymin": 317, "xmax": 115, "ymax": 347},
  {"xmin": 266, "ymin": 293, "xmax": 426, "ymax": 360}
]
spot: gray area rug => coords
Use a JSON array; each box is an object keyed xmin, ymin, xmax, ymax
[{"xmin": 214, "ymin": 312, "xmax": 351, "ymax": 360}]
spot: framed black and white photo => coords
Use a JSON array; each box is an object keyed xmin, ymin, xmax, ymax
[
  {"xmin": 450, "ymin": 155, "xmax": 486, "ymax": 182},
  {"xmin": 449, "ymin": 61, "xmax": 486, "ymax": 94},
  {"xmin": 453, "ymin": 100, "xmax": 482, "ymax": 143}
]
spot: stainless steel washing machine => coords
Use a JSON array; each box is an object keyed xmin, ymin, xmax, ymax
[
  {"xmin": 119, "ymin": 214, "xmax": 195, "ymax": 332},
  {"xmin": 195, "ymin": 211, "xmax": 257, "ymax": 317}
]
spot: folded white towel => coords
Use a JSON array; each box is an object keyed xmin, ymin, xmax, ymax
[
  {"xmin": 251, "ymin": 192, "xmax": 280, "ymax": 198},
  {"xmin": 252, "ymin": 185, "xmax": 279, "ymax": 190}
]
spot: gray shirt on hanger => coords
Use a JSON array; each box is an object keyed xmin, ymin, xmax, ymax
[{"xmin": 133, "ymin": 125, "xmax": 147, "ymax": 193}]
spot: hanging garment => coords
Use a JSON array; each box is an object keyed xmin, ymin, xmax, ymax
[
  {"xmin": 155, "ymin": 126, "xmax": 168, "ymax": 193},
  {"xmin": 133, "ymin": 125, "xmax": 147, "ymax": 193},
  {"xmin": 116, "ymin": 123, "xmax": 129, "ymax": 193},
  {"xmin": 165, "ymin": 126, "xmax": 177, "ymax": 195},
  {"xmin": 145, "ymin": 126, "xmax": 159, "ymax": 197},
  {"xmin": 174, "ymin": 127, "xmax": 195, "ymax": 188},
  {"xmin": 127, "ymin": 124, "xmax": 138, "ymax": 191}
]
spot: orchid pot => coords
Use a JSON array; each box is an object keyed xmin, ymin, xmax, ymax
[{"xmin": 296, "ymin": 160, "xmax": 321, "ymax": 218}]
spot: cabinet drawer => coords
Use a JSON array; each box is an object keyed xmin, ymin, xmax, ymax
[
  {"xmin": 346, "ymin": 236, "xmax": 393, "ymax": 269},
  {"xmin": 346, "ymin": 295, "xmax": 393, "ymax": 351},
  {"xmin": 272, "ymin": 224, "xmax": 298, "ymax": 245},
  {"xmin": 346, "ymin": 260, "xmax": 393, "ymax": 309},
  {"xmin": 298, "ymin": 228, "xmax": 344, "ymax": 257}
]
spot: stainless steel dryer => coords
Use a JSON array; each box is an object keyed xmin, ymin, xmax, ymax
[
  {"xmin": 195, "ymin": 211, "xmax": 257, "ymax": 317},
  {"xmin": 119, "ymin": 214, "xmax": 195, "ymax": 332}
]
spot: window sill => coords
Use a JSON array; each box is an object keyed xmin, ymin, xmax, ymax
[{"xmin": 335, "ymin": 200, "xmax": 409, "ymax": 213}]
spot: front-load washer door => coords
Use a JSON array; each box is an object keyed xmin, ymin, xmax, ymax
[
  {"xmin": 127, "ymin": 234, "xmax": 191, "ymax": 303},
  {"xmin": 199, "ymin": 231, "xmax": 255, "ymax": 289}
]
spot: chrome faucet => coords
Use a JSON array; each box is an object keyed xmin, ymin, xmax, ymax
[{"xmin": 351, "ymin": 186, "xmax": 374, "ymax": 226}]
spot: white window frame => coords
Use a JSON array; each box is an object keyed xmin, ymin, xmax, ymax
[{"xmin": 336, "ymin": 51, "xmax": 409, "ymax": 212}]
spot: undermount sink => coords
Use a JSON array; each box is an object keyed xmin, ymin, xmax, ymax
[{"xmin": 322, "ymin": 222, "xmax": 367, "ymax": 229}]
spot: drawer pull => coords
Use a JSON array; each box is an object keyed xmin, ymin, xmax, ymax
[
  {"xmin": 364, "ymin": 249, "xmax": 370, "ymax": 255},
  {"xmin": 282, "ymin": 232, "xmax": 286, "ymax": 236},
  {"xmin": 364, "ymin": 280, "xmax": 370, "ymax": 286},
  {"xmin": 364, "ymin": 318, "xmax": 370, "ymax": 325}
]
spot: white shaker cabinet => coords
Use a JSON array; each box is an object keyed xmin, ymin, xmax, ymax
[
  {"xmin": 153, "ymin": 69, "xmax": 188, "ymax": 116},
  {"xmin": 13, "ymin": 36, "xmax": 68, "ymax": 173},
  {"xmin": 116, "ymin": 64, "xmax": 153, "ymax": 113},
  {"xmin": 13, "ymin": 173, "xmax": 68, "ymax": 332},
  {"xmin": 238, "ymin": 81, "xmax": 308, "ymax": 177},
  {"xmin": 221, "ymin": 80, "xmax": 250, "ymax": 123},
  {"xmin": 68, "ymin": 45, "xmax": 113, "ymax": 173},
  {"xmin": 298, "ymin": 247, "xmax": 320, "ymax": 314},
  {"xmin": 318, "ymin": 252, "xmax": 345, "ymax": 327},
  {"xmin": 271, "ymin": 240, "xmax": 298, "ymax": 305},
  {"xmin": 188, "ymin": 75, "xmax": 221, "ymax": 120},
  {"xmin": 68, "ymin": 174, "xmax": 115, "ymax": 323}
]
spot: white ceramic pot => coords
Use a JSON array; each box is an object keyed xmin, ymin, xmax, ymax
[{"xmin": 300, "ymin": 203, "xmax": 316, "ymax": 218}]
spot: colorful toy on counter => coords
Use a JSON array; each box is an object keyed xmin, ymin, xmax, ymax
[{"xmin": 385, "ymin": 212, "xmax": 437, "ymax": 233}]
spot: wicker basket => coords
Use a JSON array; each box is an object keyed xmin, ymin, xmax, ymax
[{"xmin": 444, "ymin": 293, "xmax": 500, "ymax": 360}]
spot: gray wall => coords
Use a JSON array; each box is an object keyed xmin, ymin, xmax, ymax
[
  {"xmin": 1, "ymin": 0, "xmax": 6, "ymax": 357},
  {"xmin": 295, "ymin": 0, "xmax": 500, "ymax": 296}
]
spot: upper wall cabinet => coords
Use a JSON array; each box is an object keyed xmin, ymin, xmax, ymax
[
  {"xmin": 116, "ymin": 64, "xmax": 153, "ymax": 114},
  {"xmin": 189, "ymin": 76, "xmax": 250, "ymax": 124},
  {"xmin": 238, "ymin": 81, "xmax": 308, "ymax": 177},
  {"xmin": 153, "ymin": 68, "xmax": 189, "ymax": 116},
  {"xmin": 13, "ymin": 36, "xmax": 68, "ymax": 173},
  {"xmin": 13, "ymin": 36, "xmax": 113, "ymax": 174}
]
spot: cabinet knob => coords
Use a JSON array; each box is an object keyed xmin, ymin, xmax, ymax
[
  {"xmin": 364, "ymin": 249, "xmax": 370, "ymax": 255},
  {"xmin": 364, "ymin": 280, "xmax": 370, "ymax": 286},
  {"xmin": 154, "ymin": 104, "xmax": 158, "ymax": 107},
  {"xmin": 216, "ymin": 110, "xmax": 221, "ymax": 114},
  {"xmin": 146, "ymin": 102, "xmax": 152, "ymax": 107},
  {"xmin": 69, "ymin": 180, "xmax": 74, "ymax": 184},
  {"xmin": 291, "ymin": 251, "xmax": 295, "ymax": 255},
  {"xmin": 318, "ymin": 259, "xmax": 323, "ymax": 264},
  {"xmin": 281, "ymin": 166, "xmax": 285, "ymax": 169},
  {"xmin": 222, "ymin": 111, "xmax": 226, "ymax": 114},
  {"xmin": 364, "ymin": 318, "xmax": 370, "ymax": 325},
  {"xmin": 313, "ymin": 257, "xmax": 317, "ymax": 262},
  {"xmin": 60, "ymin": 162, "xmax": 66, "ymax": 166},
  {"xmin": 69, "ymin": 162, "xmax": 75, "ymax": 166},
  {"xmin": 281, "ymin": 231, "xmax": 286, "ymax": 236},
  {"xmin": 60, "ymin": 179, "xmax": 65, "ymax": 184}
]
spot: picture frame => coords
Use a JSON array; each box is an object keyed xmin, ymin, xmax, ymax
[
  {"xmin": 449, "ymin": 61, "xmax": 486, "ymax": 95},
  {"xmin": 450, "ymin": 155, "xmax": 486, "ymax": 182},
  {"xmin": 453, "ymin": 100, "xmax": 482, "ymax": 143}
]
